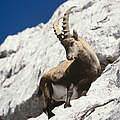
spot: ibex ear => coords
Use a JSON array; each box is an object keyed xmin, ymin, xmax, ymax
[{"xmin": 73, "ymin": 29, "xmax": 78, "ymax": 41}]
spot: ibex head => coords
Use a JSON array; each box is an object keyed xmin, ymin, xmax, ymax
[{"xmin": 53, "ymin": 6, "xmax": 83, "ymax": 60}]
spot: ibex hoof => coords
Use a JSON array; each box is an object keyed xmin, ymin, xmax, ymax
[
  {"xmin": 64, "ymin": 103, "xmax": 72, "ymax": 108},
  {"xmin": 48, "ymin": 112, "xmax": 55, "ymax": 119}
]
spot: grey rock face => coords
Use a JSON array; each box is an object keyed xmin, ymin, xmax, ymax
[{"xmin": 0, "ymin": 0, "xmax": 120, "ymax": 120}]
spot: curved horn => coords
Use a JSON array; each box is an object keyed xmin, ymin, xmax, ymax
[
  {"xmin": 53, "ymin": 17, "xmax": 63, "ymax": 41},
  {"xmin": 62, "ymin": 6, "xmax": 76, "ymax": 38}
]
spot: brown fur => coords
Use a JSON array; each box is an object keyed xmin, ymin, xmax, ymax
[{"xmin": 36, "ymin": 6, "xmax": 101, "ymax": 119}]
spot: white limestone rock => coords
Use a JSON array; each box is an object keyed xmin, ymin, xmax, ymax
[
  {"xmin": 0, "ymin": 0, "xmax": 120, "ymax": 120},
  {"xmin": 48, "ymin": 57, "xmax": 120, "ymax": 120}
]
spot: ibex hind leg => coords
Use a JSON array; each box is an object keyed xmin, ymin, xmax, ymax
[
  {"xmin": 46, "ymin": 100, "xmax": 65, "ymax": 119},
  {"xmin": 44, "ymin": 82, "xmax": 65, "ymax": 119},
  {"xmin": 47, "ymin": 109, "xmax": 55, "ymax": 119},
  {"xmin": 37, "ymin": 87, "xmax": 43, "ymax": 96},
  {"xmin": 43, "ymin": 107, "xmax": 55, "ymax": 119},
  {"xmin": 43, "ymin": 97, "xmax": 55, "ymax": 119}
]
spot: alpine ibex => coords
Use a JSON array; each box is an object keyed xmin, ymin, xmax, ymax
[{"xmin": 36, "ymin": 6, "xmax": 101, "ymax": 119}]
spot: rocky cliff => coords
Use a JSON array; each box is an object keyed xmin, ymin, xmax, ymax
[{"xmin": 0, "ymin": 0, "xmax": 120, "ymax": 120}]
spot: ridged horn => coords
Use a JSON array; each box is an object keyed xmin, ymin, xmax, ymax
[
  {"xmin": 53, "ymin": 17, "xmax": 63, "ymax": 41},
  {"xmin": 62, "ymin": 6, "xmax": 76, "ymax": 38}
]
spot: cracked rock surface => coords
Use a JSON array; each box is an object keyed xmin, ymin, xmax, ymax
[{"xmin": 0, "ymin": 0, "xmax": 120, "ymax": 120}]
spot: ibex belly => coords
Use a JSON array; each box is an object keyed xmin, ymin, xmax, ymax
[{"xmin": 52, "ymin": 84, "xmax": 78, "ymax": 101}]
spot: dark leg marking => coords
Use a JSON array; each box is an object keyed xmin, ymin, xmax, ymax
[{"xmin": 64, "ymin": 84, "xmax": 74, "ymax": 108}]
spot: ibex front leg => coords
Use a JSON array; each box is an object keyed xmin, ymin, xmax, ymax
[{"xmin": 64, "ymin": 83, "xmax": 74, "ymax": 108}]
